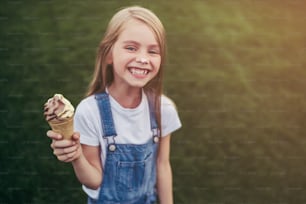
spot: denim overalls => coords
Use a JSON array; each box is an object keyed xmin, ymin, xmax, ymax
[{"xmin": 88, "ymin": 92, "xmax": 160, "ymax": 204}]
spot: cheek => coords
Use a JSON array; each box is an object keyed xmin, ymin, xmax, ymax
[
  {"xmin": 114, "ymin": 51, "xmax": 133, "ymax": 64},
  {"xmin": 151, "ymin": 61, "xmax": 161, "ymax": 79},
  {"xmin": 152, "ymin": 58, "xmax": 162, "ymax": 71},
  {"xmin": 112, "ymin": 55, "xmax": 129, "ymax": 69},
  {"xmin": 151, "ymin": 55, "xmax": 161, "ymax": 66}
]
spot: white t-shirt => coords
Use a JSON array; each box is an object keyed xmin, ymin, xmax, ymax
[{"xmin": 74, "ymin": 91, "xmax": 182, "ymax": 199}]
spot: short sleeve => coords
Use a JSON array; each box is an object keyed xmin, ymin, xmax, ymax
[
  {"xmin": 74, "ymin": 97, "xmax": 100, "ymax": 146},
  {"xmin": 161, "ymin": 95, "xmax": 182, "ymax": 137}
]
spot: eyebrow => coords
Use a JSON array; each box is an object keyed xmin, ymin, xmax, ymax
[{"xmin": 122, "ymin": 40, "xmax": 159, "ymax": 48}]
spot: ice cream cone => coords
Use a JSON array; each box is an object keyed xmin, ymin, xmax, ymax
[{"xmin": 48, "ymin": 116, "xmax": 74, "ymax": 140}]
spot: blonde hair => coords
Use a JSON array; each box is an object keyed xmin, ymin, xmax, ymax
[{"xmin": 87, "ymin": 6, "xmax": 166, "ymax": 134}]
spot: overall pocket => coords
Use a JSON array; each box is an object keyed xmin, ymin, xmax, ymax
[
  {"xmin": 116, "ymin": 160, "xmax": 145, "ymax": 192},
  {"xmin": 116, "ymin": 152, "xmax": 153, "ymax": 200}
]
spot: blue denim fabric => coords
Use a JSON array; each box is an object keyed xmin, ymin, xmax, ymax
[{"xmin": 89, "ymin": 92, "xmax": 159, "ymax": 204}]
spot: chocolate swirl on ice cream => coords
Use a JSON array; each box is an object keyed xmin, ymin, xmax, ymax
[
  {"xmin": 44, "ymin": 94, "xmax": 74, "ymax": 122},
  {"xmin": 44, "ymin": 94, "xmax": 75, "ymax": 139}
]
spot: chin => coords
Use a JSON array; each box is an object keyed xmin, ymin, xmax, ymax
[
  {"xmin": 126, "ymin": 79, "xmax": 149, "ymax": 88},
  {"xmin": 129, "ymin": 83, "xmax": 147, "ymax": 88}
]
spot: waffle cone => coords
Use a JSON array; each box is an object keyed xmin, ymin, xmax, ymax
[{"xmin": 48, "ymin": 116, "xmax": 74, "ymax": 140}]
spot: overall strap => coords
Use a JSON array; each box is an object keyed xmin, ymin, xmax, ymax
[
  {"xmin": 148, "ymin": 98, "xmax": 160, "ymax": 138},
  {"xmin": 95, "ymin": 92, "xmax": 117, "ymax": 138}
]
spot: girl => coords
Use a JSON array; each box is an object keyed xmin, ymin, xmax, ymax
[{"xmin": 47, "ymin": 6, "xmax": 181, "ymax": 204}]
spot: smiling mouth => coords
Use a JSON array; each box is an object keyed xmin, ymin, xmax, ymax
[{"xmin": 128, "ymin": 67, "xmax": 149, "ymax": 76}]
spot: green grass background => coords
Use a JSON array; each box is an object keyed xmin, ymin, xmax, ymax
[{"xmin": 1, "ymin": 0, "xmax": 306, "ymax": 203}]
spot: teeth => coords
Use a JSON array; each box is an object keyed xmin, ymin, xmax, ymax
[{"xmin": 130, "ymin": 68, "xmax": 148, "ymax": 75}]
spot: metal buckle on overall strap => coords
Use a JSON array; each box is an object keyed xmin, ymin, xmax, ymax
[
  {"xmin": 152, "ymin": 128, "xmax": 160, "ymax": 143},
  {"xmin": 153, "ymin": 136, "xmax": 159, "ymax": 143},
  {"xmin": 107, "ymin": 136, "xmax": 116, "ymax": 152}
]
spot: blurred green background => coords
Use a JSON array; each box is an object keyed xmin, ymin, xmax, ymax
[{"xmin": 1, "ymin": 0, "xmax": 306, "ymax": 203}]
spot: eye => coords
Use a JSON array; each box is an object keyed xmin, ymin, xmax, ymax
[
  {"xmin": 148, "ymin": 49, "xmax": 160, "ymax": 55},
  {"xmin": 125, "ymin": 46, "xmax": 137, "ymax": 52}
]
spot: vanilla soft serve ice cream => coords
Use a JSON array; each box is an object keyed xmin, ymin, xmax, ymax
[{"xmin": 44, "ymin": 94, "xmax": 74, "ymax": 139}]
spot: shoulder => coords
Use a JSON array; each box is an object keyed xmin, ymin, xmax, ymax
[
  {"xmin": 161, "ymin": 94, "xmax": 178, "ymax": 112},
  {"xmin": 74, "ymin": 95, "xmax": 100, "ymax": 122},
  {"xmin": 74, "ymin": 95, "xmax": 101, "ymax": 147},
  {"xmin": 160, "ymin": 94, "xmax": 180, "ymax": 121},
  {"xmin": 160, "ymin": 94, "xmax": 182, "ymax": 136},
  {"xmin": 75, "ymin": 95, "xmax": 97, "ymax": 113}
]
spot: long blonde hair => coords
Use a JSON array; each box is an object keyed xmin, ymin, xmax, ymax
[{"xmin": 87, "ymin": 6, "xmax": 166, "ymax": 134}]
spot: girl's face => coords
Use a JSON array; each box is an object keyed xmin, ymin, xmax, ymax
[{"xmin": 109, "ymin": 19, "xmax": 161, "ymax": 90}]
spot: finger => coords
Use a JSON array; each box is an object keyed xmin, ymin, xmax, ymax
[
  {"xmin": 50, "ymin": 139, "xmax": 60, "ymax": 150},
  {"xmin": 47, "ymin": 130, "xmax": 62, "ymax": 140},
  {"xmin": 52, "ymin": 139, "xmax": 75, "ymax": 148},
  {"xmin": 53, "ymin": 144, "xmax": 78, "ymax": 156},
  {"xmin": 66, "ymin": 150, "xmax": 78, "ymax": 161},
  {"xmin": 57, "ymin": 154, "xmax": 69, "ymax": 162},
  {"xmin": 57, "ymin": 150, "xmax": 77, "ymax": 162},
  {"xmin": 72, "ymin": 132, "xmax": 80, "ymax": 141}
]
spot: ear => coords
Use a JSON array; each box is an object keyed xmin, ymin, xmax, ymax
[
  {"xmin": 106, "ymin": 54, "xmax": 113, "ymax": 64},
  {"xmin": 106, "ymin": 54, "xmax": 112, "ymax": 65},
  {"xmin": 106, "ymin": 47, "xmax": 113, "ymax": 65}
]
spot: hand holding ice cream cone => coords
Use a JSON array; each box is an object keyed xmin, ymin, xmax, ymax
[
  {"xmin": 47, "ymin": 130, "xmax": 82, "ymax": 162},
  {"xmin": 44, "ymin": 94, "xmax": 75, "ymax": 140}
]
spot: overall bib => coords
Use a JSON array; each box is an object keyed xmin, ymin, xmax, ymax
[{"xmin": 88, "ymin": 92, "xmax": 160, "ymax": 204}]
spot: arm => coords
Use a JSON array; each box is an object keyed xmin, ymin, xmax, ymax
[
  {"xmin": 157, "ymin": 134, "xmax": 173, "ymax": 204},
  {"xmin": 47, "ymin": 131, "xmax": 103, "ymax": 189},
  {"xmin": 72, "ymin": 144, "xmax": 102, "ymax": 189}
]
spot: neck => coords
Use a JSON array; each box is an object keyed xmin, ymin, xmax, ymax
[{"xmin": 108, "ymin": 85, "xmax": 142, "ymax": 108}]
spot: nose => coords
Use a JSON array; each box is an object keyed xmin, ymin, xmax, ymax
[
  {"xmin": 136, "ymin": 56, "xmax": 149, "ymax": 65},
  {"xmin": 135, "ymin": 48, "xmax": 150, "ymax": 65}
]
